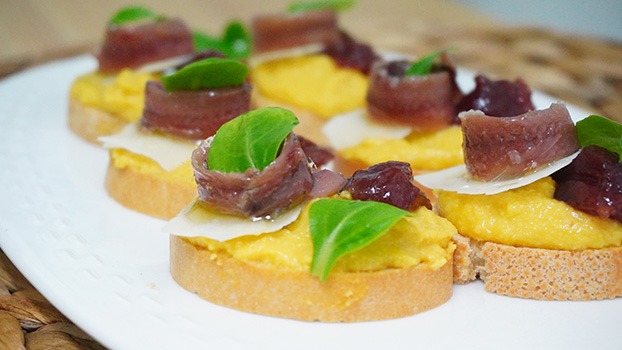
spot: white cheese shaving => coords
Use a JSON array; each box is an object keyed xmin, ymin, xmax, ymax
[
  {"xmin": 322, "ymin": 109, "xmax": 412, "ymax": 150},
  {"xmin": 163, "ymin": 199, "xmax": 303, "ymax": 241},
  {"xmin": 248, "ymin": 43, "xmax": 325, "ymax": 66},
  {"xmin": 414, "ymin": 151, "xmax": 580, "ymax": 195},
  {"xmin": 136, "ymin": 53, "xmax": 196, "ymax": 74},
  {"xmin": 98, "ymin": 124, "xmax": 196, "ymax": 171},
  {"xmin": 377, "ymin": 50, "xmax": 414, "ymax": 61}
]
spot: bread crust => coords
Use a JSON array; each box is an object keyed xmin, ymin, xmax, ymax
[
  {"xmin": 104, "ymin": 162, "xmax": 196, "ymax": 220},
  {"xmin": 452, "ymin": 234, "xmax": 622, "ymax": 300},
  {"xmin": 170, "ymin": 235, "xmax": 453, "ymax": 322},
  {"xmin": 67, "ymin": 96, "xmax": 128, "ymax": 145}
]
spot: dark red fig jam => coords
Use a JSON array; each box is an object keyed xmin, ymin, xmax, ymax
[
  {"xmin": 298, "ymin": 136, "xmax": 334, "ymax": 167},
  {"xmin": 322, "ymin": 32, "xmax": 378, "ymax": 74},
  {"xmin": 457, "ymin": 75, "xmax": 535, "ymax": 118},
  {"xmin": 342, "ymin": 161, "xmax": 431, "ymax": 211},
  {"xmin": 552, "ymin": 145, "xmax": 622, "ymax": 223},
  {"xmin": 383, "ymin": 60, "xmax": 409, "ymax": 77}
]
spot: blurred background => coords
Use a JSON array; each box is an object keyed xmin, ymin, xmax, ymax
[
  {"xmin": 0, "ymin": 0, "xmax": 620, "ymax": 127},
  {"xmin": 453, "ymin": 0, "xmax": 622, "ymax": 42},
  {"xmin": 0, "ymin": 0, "xmax": 621, "ymax": 136}
]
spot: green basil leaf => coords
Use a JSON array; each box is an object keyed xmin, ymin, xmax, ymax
[
  {"xmin": 161, "ymin": 57, "xmax": 248, "ymax": 92},
  {"xmin": 109, "ymin": 6, "xmax": 160, "ymax": 25},
  {"xmin": 192, "ymin": 31, "xmax": 224, "ymax": 52},
  {"xmin": 221, "ymin": 22, "xmax": 253, "ymax": 59},
  {"xmin": 405, "ymin": 50, "xmax": 445, "ymax": 76},
  {"xmin": 576, "ymin": 115, "xmax": 622, "ymax": 161},
  {"xmin": 288, "ymin": 0, "xmax": 356, "ymax": 13},
  {"xmin": 309, "ymin": 199, "xmax": 411, "ymax": 281},
  {"xmin": 192, "ymin": 22, "xmax": 252, "ymax": 59},
  {"xmin": 207, "ymin": 107, "xmax": 299, "ymax": 173}
]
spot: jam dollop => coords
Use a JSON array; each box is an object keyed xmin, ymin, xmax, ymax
[
  {"xmin": 342, "ymin": 161, "xmax": 431, "ymax": 211},
  {"xmin": 553, "ymin": 145, "xmax": 622, "ymax": 223},
  {"xmin": 457, "ymin": 75, "xmax": 535, "ymax": 118},
  {"xmin": 298, "ymin": 136, "xmax": 334, "ymax": 167},
  {"xmin": 322, "ymin": 32, "xmax": 378, "ymax": 74}
]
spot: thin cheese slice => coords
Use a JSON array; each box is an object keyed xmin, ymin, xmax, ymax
[
  {"xmin": 99, "ymin": 124, "xmax": 196, "ymax": 171},
  {"xmin": 162, "ymin": 199, "xmax": 303, "ymax": 240},
  {"xmin": 248, "ymin": 43, "xmax": 325, "ymax": 67},
  {"xmin": 323, "ymin": 109, "xmax": 412, "ymax": 150},
  {"xmin": 414, "ymin": 152, "xmax": 579, "ymax": 195},
  {"xmin": 136, "ymin": 53, "xmax": 196, "ymax": 74}
]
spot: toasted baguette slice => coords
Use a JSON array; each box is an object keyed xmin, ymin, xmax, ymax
[
  {"xmin": 104, "ymin": 160, "xmax": 195, "ymax": 220},
  {"xmin": 452, "ymin": 234, "xmax": 622, "ymax": 300},
  {"xmin": 170, "ymin": 235, "xmax": 453, "ymax": 322},
  {"xmin": 68, "ymin": 96, "xmax": 128, "ymax": 145}
]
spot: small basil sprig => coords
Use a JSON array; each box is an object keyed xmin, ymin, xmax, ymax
[
  {"xmin": 288, "ymin": 0, "xmax": 356, "ymax": 13},
  {"xmin": 192, "ymin": 32, "xmax": 221, "ymax": 53},
  {"xmin": 208, "ymin": 107, "xmax": 299, "ymax": 173},
  {"xmin": 109, "ymin": 6, "xmax": 162, "ymax": 25},
  {"xmin": 576, "ymin": 115, "xmax": 622, "ymax": 161},
  {"xmin": 160, "ymin": 57, "xmax": 248, "ymax": 92},
  {"xmin": 193, "ymin": 21, "xmax": 252, "ymax": 59},
  {"xmin": 405, "ymin": 50, "xmax": 445, "ymax": 77},
  {"xmin": 309, "ymin": 199, "xmax": 412, "ymax": 281}
]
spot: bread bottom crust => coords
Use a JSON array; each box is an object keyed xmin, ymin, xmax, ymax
[
  {"xmin": 453, "ymin": 234, "xmax": 622, "ymax": 300},
  {"xmin": 105, "ymin": 162, "xmax": 196, "ymax": 220},
  {"xmin": 67, "ymin": 97, "xmax": 127, "ymax": 145},
  {"xmin": 170, "ymin": 235, "xmax": 453, "ymax": 322}
]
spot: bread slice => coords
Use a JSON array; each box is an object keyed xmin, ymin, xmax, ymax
[
  {"xmin": 170, "ymin": 235, "xmax": 453, "ymax": 322},
  {"xmin": 452, "ymin": 234, "xmax": 622, "ymax": 300},
  {"xmin": 104, "ymin": 159, "xmax": 195, "ymax": 220},
  {"xmin": 68, "ymin": 96, "xmax": 128, "ymax": 145}
]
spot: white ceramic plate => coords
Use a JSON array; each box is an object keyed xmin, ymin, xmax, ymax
[{"xmin": 1, "ymin": 55, "xmax": 620, "ymax": 350}]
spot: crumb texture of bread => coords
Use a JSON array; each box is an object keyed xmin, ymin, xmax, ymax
[
  {"xmin": 452, "ymin": 234, "xmax": 480, "ymax": 284},
  {"xmin": 68, "ymin": 96, "xmax": 127, "ymax": 144},
  {"xmin": 170, "ymin": 235, "xmax": 453, "ymax": 322},
  {"xmin": 105, "ymin": 162, "xmax": 196, "ymax": 220},
  {"xmin": 452, "ymin": 234, "xmax": 622, "ymax": 300}
]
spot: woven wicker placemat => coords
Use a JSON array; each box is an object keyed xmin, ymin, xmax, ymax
[
  {"xmin": 1, "ymin": 24, "xmax": 621, "ymax": 349},
  {"xmin": 0, "ymin": 249, "xmax": 105, "ymax": 349}
]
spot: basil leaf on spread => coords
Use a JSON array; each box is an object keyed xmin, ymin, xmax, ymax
[
  {"xmin": 208, "ymin": 107, "xmax": 299, "ymax": 173},
  {"xmin": 161, "ymin": 57, "xmax": 248, "ymax": 92},
  {"xmin": 192, "ymin": 31, "xmax": 222, "ymax": 52},
  {"xmin": 221, "ymin": 22, "xmax": 252, "ymax": 59},
  {"xmin": 309, "ymin": 199, "xmax": 411, "ymax": 281},
  {"xmin": 193, "ymin": 21, "xmax": 252, "ymax": 59},
  {"xmin": 109, "ymin": 6, "xmax": 161, "ymax": 25},
  {"xmin": 288, "ymin": 0, "xmax": 356, "ymax": 13},
  {"xmin": 405, "ymin": 50, "xmax": 444, "ymax": 77},
  {"xmin": 576, "ymin": 115, "xmax": 622, "ymax": 161}
]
